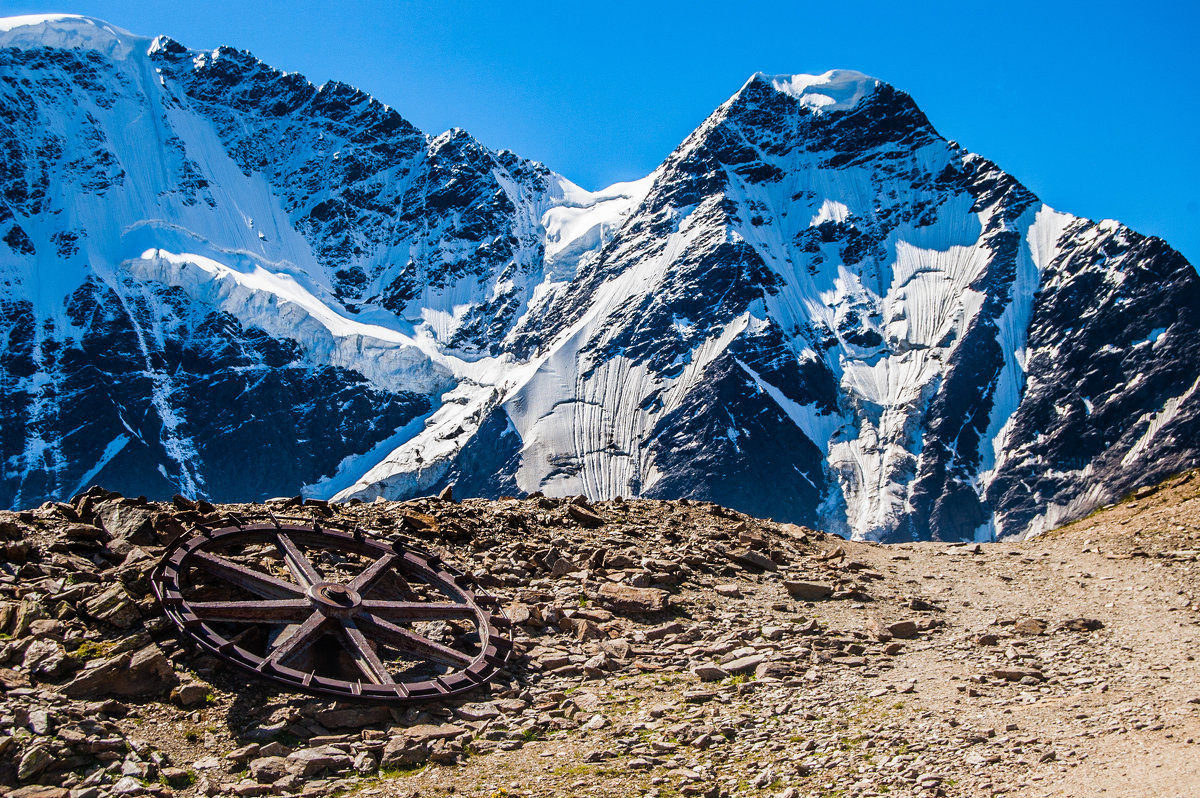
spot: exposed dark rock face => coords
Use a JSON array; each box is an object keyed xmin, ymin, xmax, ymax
[{"xmin": 2, "ymin": 19, "xmax": 1198, "ymax": 541}]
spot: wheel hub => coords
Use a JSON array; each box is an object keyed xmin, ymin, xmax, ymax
[{"xmin": 308, "ymin": 582, "xmax": 362, "ymax": 615}]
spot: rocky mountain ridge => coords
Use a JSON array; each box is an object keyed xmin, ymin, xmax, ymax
[{"xmin": 3, "ymin": 15, "xmax": 1200, "ymax": 541}]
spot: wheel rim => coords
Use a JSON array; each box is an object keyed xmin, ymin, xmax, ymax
[{"xmin": 152, "ymin": 515, "xmax": 511, "ymax": 702}]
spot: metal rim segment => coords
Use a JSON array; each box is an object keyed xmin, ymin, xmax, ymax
[{"xmin": 151, "ymin": 515, "xmax": 511, "ymax": 703}]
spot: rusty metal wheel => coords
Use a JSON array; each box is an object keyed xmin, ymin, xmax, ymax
[{"xmin": 151, "ymin": 515, "xmax": 511, "ymax": 702}]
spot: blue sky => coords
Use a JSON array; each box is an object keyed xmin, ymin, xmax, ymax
[{"xmin": 8, "ymin": 0, "xmax": 1200, "ymax": 265}]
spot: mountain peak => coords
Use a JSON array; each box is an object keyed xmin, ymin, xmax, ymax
[
  {"xmin": 750, "ymin": 69, "xmax": 881, "ymax": 112},
  {"xmin": 0, "ymin": 14, "xmax": 146, "ymax": 58}
]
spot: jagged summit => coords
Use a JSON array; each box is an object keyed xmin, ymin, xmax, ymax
[
  {"xmin": 750, "ymin": 69, "xmax": 882, "ymax": 111},
  {"xmin": 2, "ymin": 17, "xmax": 1198, "ymax": 541}
]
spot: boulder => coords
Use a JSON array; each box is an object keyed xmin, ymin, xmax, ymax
[
  {"xmin": 248, "ymin": 756, "xmax": 291, "ymax": 783},
  {"xmin": 1014, "ymin": 618, "xmax": 1047, "ymax": 636},
  {"xmin": 886, "ymin": 620, "xmax": 919, "ymax": 639},
  {"xmin": 95, "ymin": 501, "xmax": 155, "ymax": 546},
  {"xmin": 286, "ymin": 745, "xmax": 352, "ymax": 778},
  {"xmin": 83, "ymin": 584, "xmax": 141, "ymax": 629},
  {"xmin": 566, "ymin": 503, "xmax": 605, "ymax": 528},
  {"xmin": 380, "ymin": 723, "xmax": 465, "ymax": 769},
  {"xmin": 62, "ymin": 644, "xmax": 178, "ymax": 699},
  {"xmin": 723, "ymin": 654, "xmax": 765, "ymax": 674},
  {"xmin": 692, "ymin": 664, "xmax": 729, "ymax": 682},
  {"xmin": 729, "ymin": 548, "xmax": 778, "ymax": 571},
  {"xmin": 783, "ymin": 581, "xmax": 833, "ymax": 601},
  {"xmin": 597, "ymin": 583, "xmax": 668, "ymax": 614},
  {"xmin": 1060, "ymin": 617, "xmax": 1104, "ymax": 632},
  {"xmin": 989, "ymin": 667, "xmax": 1046, "ymax": 682}
]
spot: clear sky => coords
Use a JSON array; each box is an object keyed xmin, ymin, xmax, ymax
[{"xmin": 7, "ymin": 0, "xmax": 1200, "ymax": 265}]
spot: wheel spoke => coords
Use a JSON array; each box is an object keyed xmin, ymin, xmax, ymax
[
  {"xmin": 191, "ymin": 551, "xmax": 305, "ymax": 599},
  {"xmin": 274, "ymin": 533, "xmax": 323, "ymax": 589},
  {"xmin": 348, "ymin": 552, "xmax": 402, "ymax": 596},
  {"xmin": 356, "ymin": 614, "xmax": 474, "ymax": 668},
  {"xmin": 190, "ymin": 598, "xmax": 311, "ymax": 623},
  {"xmin": 264, "ymin": 611, "xmax": 329, "ymax": 666},
  {"xmin": 337, "ymin": 619, "xmax": 396, "ymax": 684},
  {"xmin": 360, "ymin": 600, "xmax": 475, "ymax": 621}
]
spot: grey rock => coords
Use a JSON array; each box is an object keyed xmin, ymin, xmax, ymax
[
  {"xmin": 693, "ymin": 664, "xmax": 730, "ymax": 682},
  {"xmin": 730, "ymin": 548, "xmax": 778, "ymax": 571},
  {"xmin": 17, "ymin": 743, "xmax": 53, "ymax": 780},
  {"xmin": 95, "ymin": 501, "xmax": 155, "ymax": 546},
  {"xmin": 62, "ymin": 644, "xmax": 178, "ymax": 699},
  {"xmin": 724, "ymin": 654, "xmax": 766, "ymax": 673},
  {"xmin": 286, "ymin": 745, "xmax": 352, "ymax": 778},
  {"xmin": 597, "ymin": 582, "xmax": 669, "ymax": 614},
  {"xmin": 783, "ymin": 581, "xmax": 833, "ymax": 601},
  {"xmin": 248, "ymin": 755, "xmax": 291, "ymax": 783},
  {"xmin": 83, "ymin": 584, "xmax": 140, "ymax": 629}
]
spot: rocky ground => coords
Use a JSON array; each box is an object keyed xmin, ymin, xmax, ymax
[{"xmin": 1, "ymin": 472, "xmax": 1198, "ymax": 798}]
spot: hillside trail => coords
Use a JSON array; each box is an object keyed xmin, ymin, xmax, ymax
[{"xmin": 869, "ymin": 481, "xmax": 1200, "ymax": 797}]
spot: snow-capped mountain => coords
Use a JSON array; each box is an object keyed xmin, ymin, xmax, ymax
[{"xmin": 3, "ymin": 15, "xmax": 1198, "ymax": 541}]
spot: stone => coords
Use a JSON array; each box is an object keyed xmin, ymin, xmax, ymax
[
  {"xmin": 597, "ymin": 582, "xmax": 668, "ymax": 614},
  {"xmin": 600, "ymin": 637, "xmax": 631, "ymax": 659},
  {"xmin": 287, "ymin": 745, "xmax": 352, "ymax": 778},
  {"xmin": 249, "ymin": 755, "xmax": 291, "ymax": 783},
  {"xmin": 453, "ymin": 702, "xmax": 501, "ymax": 721},
  {"xmin": 549, "ymin": 556, "xmax": 578, "ymax": 577},
  {"xmin": 644, "ymin": 621, "xmax": 683, "ymax": 640},
  {"xmin": 172, "ymin": 679, "xmax": 211, "ymax": 707},
  {"xmin": 314, "ymin": 705, "xmax": 393, "ymax": 729},
  {"xmin": 583, "ymin": 714, "xmax": 608, "ymax": 730},
  {"xmin": 13, "ymin": 598, "xmax": 47, "ymax": 637},
  {"xmin": 17, "ymin": 744, "xmax": 54, "ymax": 779},
  {"xmin": 693, "ymin": 664, "xmax": 729, "ymax": 682},
  {"xmin": 866, "ymin": 619, "xmax": 893, "ymax": 642},
  {"xmin": 380, "ymin": 723, "xmax": 465, "ymax": 768},
  {"xmin": 24, "ymin": 638, "xmax": 70, "ymax": 678},
  {"xmin": 714, "ymin": 583, "xmax": 742, "ymax": 597},
  {"xmin": 437, "ymin": 484, "xmax": 455, "ymax": 502},
  {"xmin": 989, "ymin": 667, "xmax": 1046, "ymax": 682},
  {"xmin": 723, "ymin": 654, "xmax": 765, "ymax": 674},
  {"xmin": 27, "ymin": 708, "xmax": 52, "ymax": 735},
  {"xmin": 755, "ymin": 660, "xmax": 794, "ymax": 679},
  {"xmin": 63, "ymin": 644, "xmax": 178, "ymax": 699},
  {"xmin": 8, "ymin": 787, "xmax": 69, "ymax": 798},
  {"xmin": 257, "ymin": 742, "xmax": 292, "ymax": 758},
  {"xmin": 784, "ymin": 581, "xmax": 833, "ymax": 601},
  {"xmin": 1060, "ymin": 617, "xmax": 1105, "ymax": 632},
  {"xmin": 64, "ymin": 523, "xmax": 106, "ymax": 541},
  {"xmin": 380, "ymin": 737, "xmax": 430, "ymax": 769},
  {"xmin": 1014, "ymin": 618, "xmax": 1047, "ymax": 636},
  {"xmin": 83, "ymin": 584, "xmax": 141, "ymax": 629},
  {"xmin": 226, "ymin": 744, "xmax": 261, "ymax": 764},
  {"xmin": 886, "ymin": 620, "xmax": 919, "ymax": 639},
  {"xmin": 110, "ymin": 776, "xmax": 148, "ymax": 795},
  {"xmin": 28, "ymin": 619, "xmax": 60, "ymax": 637},
  {"xmin": 730, "ymin": 548, "xmax": 777, "ymax": 571},
  {"xmin": 567, "ymin": 504, "xmax": 605, "ymax": 528},
  {"xmin": 95, "ymin": 501, "xmax": 155, "ymax": 546}
]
